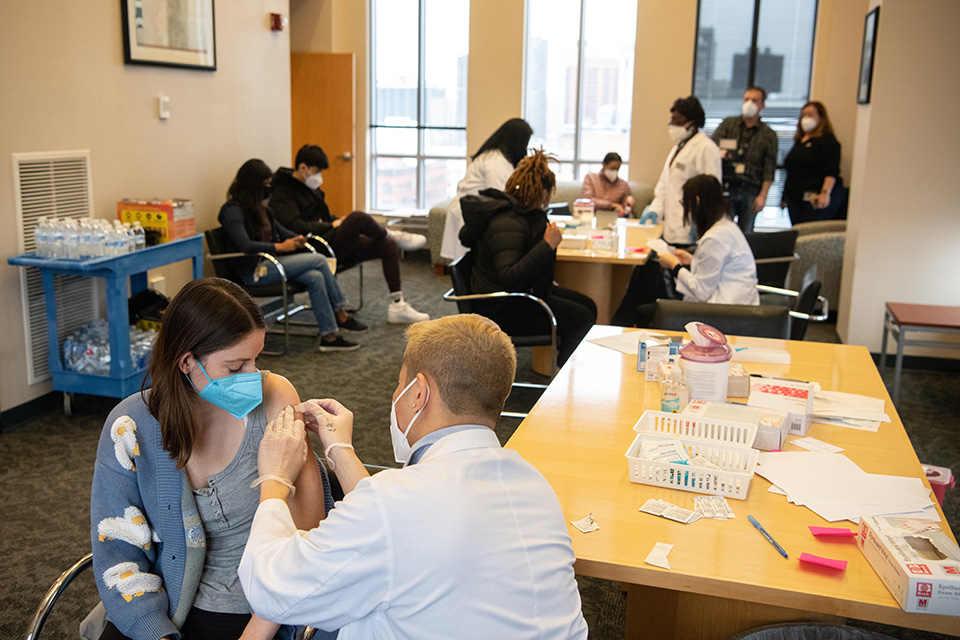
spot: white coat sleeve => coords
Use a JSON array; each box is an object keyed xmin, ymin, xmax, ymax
[
  {"xmin": 650, "ymin": 152, "xmax": 673, "ymax": 214},
  {"xmin": 696, "ymin": 139, "xmax": 723, "ymax": 181},
  {"xmin": 675, "ymin": 235, "xmax": 725, "ymax": 302},
  {"xmin": 239, "ymin": 486, "xmax": 392, "ymax": 631}
]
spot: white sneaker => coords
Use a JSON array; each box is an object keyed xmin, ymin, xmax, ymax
[
  {"xmin": 387, "ymin": 300, "xmax": 430, "ymax": 324},
  {"xmin": 387, "ymin": 229, "xmax": 427, "ymax": 251}
]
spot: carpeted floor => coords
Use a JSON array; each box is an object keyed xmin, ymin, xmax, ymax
[{"xmin": 1, "ymin": 250, "xmax": 957, "ymax": 639}]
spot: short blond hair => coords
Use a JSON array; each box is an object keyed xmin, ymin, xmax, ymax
[{"xmin": 404, "ymin": 314, "xmax": 517, "ymax": 420}]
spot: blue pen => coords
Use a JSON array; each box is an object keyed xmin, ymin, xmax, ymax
[{"xmin": 748, "ymin": 515, "xmax": 788, "ymax": 559}]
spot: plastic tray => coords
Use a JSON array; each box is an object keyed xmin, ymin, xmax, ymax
[{"xmin": 624, "ymin": 410, "xmax": 759, "ymax": 500}]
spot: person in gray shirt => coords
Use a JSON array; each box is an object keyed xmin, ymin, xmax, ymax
[{"xmin": 712, "ymin": 86, "xmax": 779, "ymax": 232}]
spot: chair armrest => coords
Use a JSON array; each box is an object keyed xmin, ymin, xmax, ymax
[
  {"xmin": 25, "ymin": 553, "xmax": 93, "ymax": 640},
  {"xmin": 789, "ymin": 294, "xmax": 829, "ymax": 322},
  {"xmin": 206, "ymin": 251, "xmax": 289, "ymax": 282},
  {"xmin": 443, "ymin": 288, "xmax": 558, "ymax": 329},
  {"xmin": 754, "ymin": 253, "xmax": 799, "ymax": 265},
  {"xmin": 756, "ymin": 284, "xmax": 799, "ymax": 298}
]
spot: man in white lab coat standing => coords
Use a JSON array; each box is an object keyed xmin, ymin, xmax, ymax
[{"xmin": 239, "ymin": 314, "xmax": 589, "ymax": 640}]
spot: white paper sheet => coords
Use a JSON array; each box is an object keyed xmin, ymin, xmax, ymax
[
  {"xmin": 788, "ymin": 437, "xmax": 844, "ymax": 453},
  {"xmin": 813, "ymin": 390, "xmax": 890, "ymax": 423},
  {"xmin": 587, "ymin": 330, "xmax": 668, "ymax": 355},
  {"xmin": 644, "ymin": 542, "xmax": 674, "ymax": 570}
]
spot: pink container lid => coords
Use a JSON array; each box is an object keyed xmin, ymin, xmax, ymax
[{"xmin": 679, "ymin": 322, "xmax": 733, "ymax": 363}]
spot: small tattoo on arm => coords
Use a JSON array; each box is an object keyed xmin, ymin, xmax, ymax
[{"xmin": 326, "ymin": 422, "xmax": 336, "ymax": 432}]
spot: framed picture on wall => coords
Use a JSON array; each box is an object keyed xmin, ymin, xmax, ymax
[
  {"xmin": 857, "ymin": 6, "xmax": 879, "ymax": 104},
  {"xmin": 121, "ymin": 0, "xmax": 217, "ymax": 70}
]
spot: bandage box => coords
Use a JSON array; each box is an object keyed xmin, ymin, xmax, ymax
[
  {"xmin": 681, "ymin": 400, "xmax": 786, "ymax": 451},
  {"xmin": 657, "ymin": 359, "xmax": 680, "ymax": 382},
  {"xmin": 857, "ymin": 516, "xmax": 960, "ymax": 615},
  {"xmin": 638, "ymin": 341, "xmax": 679, "ymax": 380},
  {"xmin": 117, "ymin": 199, "xmax": 196, "ymax": 244},
  {"xmin": 747, "ymin": 377, "xmax": 819, "ymax": 436},
  {"xmin": 727, "ymin": 364, "xmax": 751, "ymax": 398}
]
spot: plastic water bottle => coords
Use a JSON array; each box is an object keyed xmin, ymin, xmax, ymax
[
  {"xmin": 123, "ymin": 222, "xmax": 135, "ymax": 253},
  {"xmin": 63, "ymin": 219, "xmax": 79, "ymax": 259},
  {"xmin": 132, "ymin": 221, "xmax": 146, "ymax": 251},
  {"xmin": 50, "ymin": 218, "xmax": 66, "ymax": 259},
  {"xmin": 93, "ymin": 220, "xmax": 107, "ymax": 257},
  {"xmin": 78, "ymin": 219, "xmax": 94, "ymax": 259},
  {"xmin": 33, "ymin": 217, "xmax": 49, "ymax": 257}
]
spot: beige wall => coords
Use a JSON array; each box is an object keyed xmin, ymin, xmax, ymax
[
  {"xmin": 838, "ymin": 0, "xmax": 960, "ymax": 350},
  {"xmin": 0, "ymin": 0, "xmax": 293, "ymax": 412}
]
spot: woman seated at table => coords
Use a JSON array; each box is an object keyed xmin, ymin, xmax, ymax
[
  {"xmin": 580, "ymin": 151, "xmax": 635, "ymax": 217},
  {"xmin": 611, "ymin": 174, "xmax": 758, "ymax": 328},
  {"xmin": 458, "ymin": 149, "xmax": 597, "ymax": 366}
]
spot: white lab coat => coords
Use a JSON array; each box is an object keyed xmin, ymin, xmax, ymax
[
  {"xmin": 650, "ymin": 131, "xmax": 723, "ymax": 245},
  {"xmin": 440, "ymin": 150, "xmax": 515, "ymax": 260},
  {"xmin": 675, "ymin": 217, "xmax": 760, "ymax": 305},
  {"xmin": 239, "ymin": 428, "xmax": 588, "ymax": 640}
]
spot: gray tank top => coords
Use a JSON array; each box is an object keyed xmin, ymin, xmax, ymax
[{"xmin": 192, "ymin": 372, "xmax": 268, "ymax": 614}]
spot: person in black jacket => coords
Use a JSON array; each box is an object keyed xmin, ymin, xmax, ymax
[
  {"xmin": 218, "ymin": 159, "xmax": 363, "ymax": 352},
  {"xmin": 270, "ymin": 145, "xmax": 429, "ymax": 325},
  {"xmin": 459, "ymin": 150, "xmax": 597, "ymax": 366},
  {"xmin": 782, "ymin": 101, "xmax": 845, "ymax": 225}
]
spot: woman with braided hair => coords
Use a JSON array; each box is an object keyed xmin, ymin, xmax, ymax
[{"xmin": 458, "ymin": 150, "xmax": 597, "ymax": 366}]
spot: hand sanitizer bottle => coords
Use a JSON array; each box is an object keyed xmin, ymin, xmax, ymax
[{"xmin": 661, "ymin": 367, "xmax": 690, "ymax": 413}]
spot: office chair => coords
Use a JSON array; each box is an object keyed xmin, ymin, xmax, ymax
[
  {"xmin": 205, "ymin": 227, "xmax": 316, "ymax": 357},
  {"xmin": 745, "ymin": 229, "xmax": 799, "ymax": 289},
  {"xmin": 443, "ymin": 252, "xmax": 557, "ymax": 418},
  {"xmin": 651, "ymin": 299, "xmax": 792, "ymax": 339},
  {"xmin": 757, "ymin": 265, "xmax": 829, "ymax": 341},
  {"xmin": 306, "ymin": 235, "xmax": 364, "ymax": 312}
]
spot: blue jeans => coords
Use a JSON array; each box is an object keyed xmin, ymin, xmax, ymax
[
  {"xmin": 727, "ymin": 183, "xmax": 762, "ymax": 233},
  {"xmin": 242, "ymin": 252, "xmax": 345, "ymax": 336}
]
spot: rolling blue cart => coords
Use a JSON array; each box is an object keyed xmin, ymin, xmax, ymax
[{"xmin": 8, "ymin": 235, "xmax": 204, "ymax": 414}]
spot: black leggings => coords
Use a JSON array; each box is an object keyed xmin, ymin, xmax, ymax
[
  {"xmin": 99, "ymin": 608, "xmax": 293, "ymax": 640},
  {"xmin": 483, "ymin": 285, "xmax": 597, "ymax": 365},
  {"xmin": 330, "ymin": 211, "xmax": 401, "ymax": 292}
]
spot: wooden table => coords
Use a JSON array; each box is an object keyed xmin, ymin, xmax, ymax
[
  {"xmin": 555, "ymin": 221, "xmax": 662, "ymax": 324},
  {"xmin": 880, "ymin": 302, "xmax": 960, "ymax": 405},
  {"xmin": 507, "ymin": 325, "xmax": 958, "ymax": 639}
]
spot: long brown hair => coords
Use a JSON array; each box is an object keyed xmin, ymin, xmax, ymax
[
  {"xmin": 682, "ymin": 174, "xmax": 731, "ymax": 235},
  {"xmin": 228, "ymin": 159, "xmax": 274, "ymax": 242},
  {"xmin": 504, "ymin": 149, "xmax": 556, "ymax": 210},
  {"xmin": 144, "ymin": 278, "xmax": 265, "ymax": 468},
  {"xmin": 794, "ymin": 101, "xmax": 834, "ymax": 140}
]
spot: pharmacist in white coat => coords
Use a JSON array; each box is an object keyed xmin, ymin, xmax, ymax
[
  {"xmin": 640, "ymin": 96, "xmax": 722, "ymax": 246},
  {"xmin": 440, "ymin": 118, "xmax": 533, "ymax": 261},
  {"xmin": 239, "ymin": 314, "xmax": 588, "ymax": 640}
]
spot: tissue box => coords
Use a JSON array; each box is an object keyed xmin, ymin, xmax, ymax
[
  {"xmin": 681, "ymin": 400, "xmax": 787, "ymax": 450},
  {"xmin": 117, "ymin": 199, "xmax": 195, "ymax": 244},
  {"xmin": 559, "ymin": 234, "xmax": 587, "ymax": 250},
  {"xmin": 858, "ymin": 516, "xmax": 960, "ymax": 615},
  {"xmin": 747, "ymin": 377, "xmax": 818, "ymax": 436},
  {"xmin": 727, "ymin": 364, "xmax": 751, "ymax": 398}
]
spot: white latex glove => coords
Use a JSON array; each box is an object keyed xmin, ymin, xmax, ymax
[{"xmin": 252, "ymin": 405, "xmax": 307, "ymax": 495}]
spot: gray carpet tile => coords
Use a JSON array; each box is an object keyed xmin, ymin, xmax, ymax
[{"xmin": 1, "ymin": 251, "xmax": 957, "ymax": 640}]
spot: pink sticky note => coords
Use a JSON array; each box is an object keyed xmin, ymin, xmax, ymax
[
  {"xmin": 799, "ymin": 552, "xmax": 847, "ymax": 571},
  {"xmin": 809, "ymin": 526, "xmax": 856, "ymax": 537}
]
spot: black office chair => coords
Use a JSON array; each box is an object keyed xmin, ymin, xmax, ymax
[
  {"xmin": 443, "ymin": 252, "xmax": 557, "ymax": 418},
  {"xmin": 306, "ymin": 235, "xmax": 364, "ymax": 312},
  {"xmin": 205, "ymin": 227, "xmax": 315, "ymax": 357},
  {"xmin": 757, "ymin": 266, "xmax": 829, "ymax": 341},
  {"xmin": 651, "ymin": 299, "xmax": 792, "ymax": 339},
  {"xmin": 745, "ymin": 229, "xmax": 799, "ymax": 289}
]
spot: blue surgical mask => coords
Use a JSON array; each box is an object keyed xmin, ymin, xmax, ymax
[{"xmin": 192, "ymin": 361, "xmax": 262, "ymax": 419}]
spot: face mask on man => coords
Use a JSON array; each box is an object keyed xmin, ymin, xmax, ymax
[
  {"xmin": 602, "ymin": 168, "xmax": 618, "ymax": 183},
  {"xmin": 800, "ymin": 116, "xmax": 819, "ymax": 133},
  {"xmin": 668, "ymin": 124, "xmax": 692, "ymax": 143},
  {"xmin": 305, "ymin": 172, "xmax": 323, "ymax": 190},
  {"xmin": 389, "ymin": 377, "xmax": 429, "ymax": 464},
  {"xmin": 742, "ymin": 101, "xmax": 760, "ymax": 119},
  {"xmin": 191, "ymin": 361, "xmax": 262, "ymax": 419}
]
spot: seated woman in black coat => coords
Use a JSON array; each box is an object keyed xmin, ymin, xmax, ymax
[{"xmin": 458, "ymin": 150, "xmax": 597, "ymax": 366}]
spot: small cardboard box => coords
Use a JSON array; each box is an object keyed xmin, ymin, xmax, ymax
[
  {"xmin": 727, "ymin": 364, "xmax": 751, "ymax": 398},
  {"xmin": 858, "ymin": 516, "xmax": 960, "ymax": 615},
  {"xmin": 117, "ymin": 199, "xmax": 195, "ymax": 244},
  {"xmin": 681, "ymin": 400, "xmax": 787, "ymax": 451},
  {"xmin": 747, "ymin": 377, "xmax": 819, "ymax": 436}
]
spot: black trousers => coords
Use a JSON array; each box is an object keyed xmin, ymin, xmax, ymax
[
  {"xmin": 99, "ymin": 608, "xmax": 299, "ymax": 640},
  {"xmin": 482, "ymin": 285, "xmax": 597, "ymax": 365}
]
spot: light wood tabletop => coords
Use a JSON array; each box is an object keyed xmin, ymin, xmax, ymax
[{"xmin": 507, "ymin": 325, "xmax": 959, "ymax": 639}]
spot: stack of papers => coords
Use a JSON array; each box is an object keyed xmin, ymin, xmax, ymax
[
  {"xmin": 639, "ymin": 499, "xmax": 701, "ymax": 524},
  {"xmin": 756, "ymin": 452, "xmax": 939, "ymax": 523},
  {"xmin": 812, "ymin": 390, "xmax": 890, "ymax": 432}
]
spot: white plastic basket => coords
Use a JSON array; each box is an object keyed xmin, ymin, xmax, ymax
[{"xmin": 624, "ymin": 410, "xmax": 760, "ymax": 500}]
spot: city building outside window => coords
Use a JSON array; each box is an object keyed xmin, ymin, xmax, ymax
[
  {"xmin": 370, "ymin": 0, "xmax": 470, "ymax": 210},
  {"xmin": 524, "ymin": 0, "xmax": 638, "ymax": 181}
]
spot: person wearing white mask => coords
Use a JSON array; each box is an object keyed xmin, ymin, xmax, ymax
[
  {"xmin": 639, "ymin": 96, "xmax": 722, "ymax": 246},
  {"xmin": 711, "ymin": 86, "xmax": 779, "ymax": 232},
  {"xmin": 580, "ymin": 151, "xmax": 635, "ymax": 216},
  {"xmin": 270, "ymin": 144, "xmax": 430, "ymax": 325},
  {"xmin": 781, "ymin": 101, "xmax": 844, "ymax": 225},
  {"xmin": 239, "ymin": 314, "xmax": 589, "ymax": 640}
]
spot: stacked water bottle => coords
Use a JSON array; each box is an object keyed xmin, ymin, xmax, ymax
[
  {"xmin": 63, "ymin": 319, "xmax": 157, "ymax": 375},
  {"xmin": 33, "ymin": 217, "xmax": 146, "ymax": 259}
]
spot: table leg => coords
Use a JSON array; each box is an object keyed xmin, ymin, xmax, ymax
[
  {"xmin": 623, "ymin": 584, "xmax": 844, "ymax": 640},
  {"xmin": 880, "ymin": 308, "xmax": 890, "ymax": 371},
  {"xmin": 893, "ymin": 325, "xmax": 906, "ymax": 405}
]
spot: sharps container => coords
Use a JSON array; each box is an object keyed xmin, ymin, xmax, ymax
[
  {"xmin": 679, "ymin": 322, "xmax": 733, "ymax": 402},
  {"xmin": 922, "ymin": 464, "xmax": 955, "ymax": 506}
]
